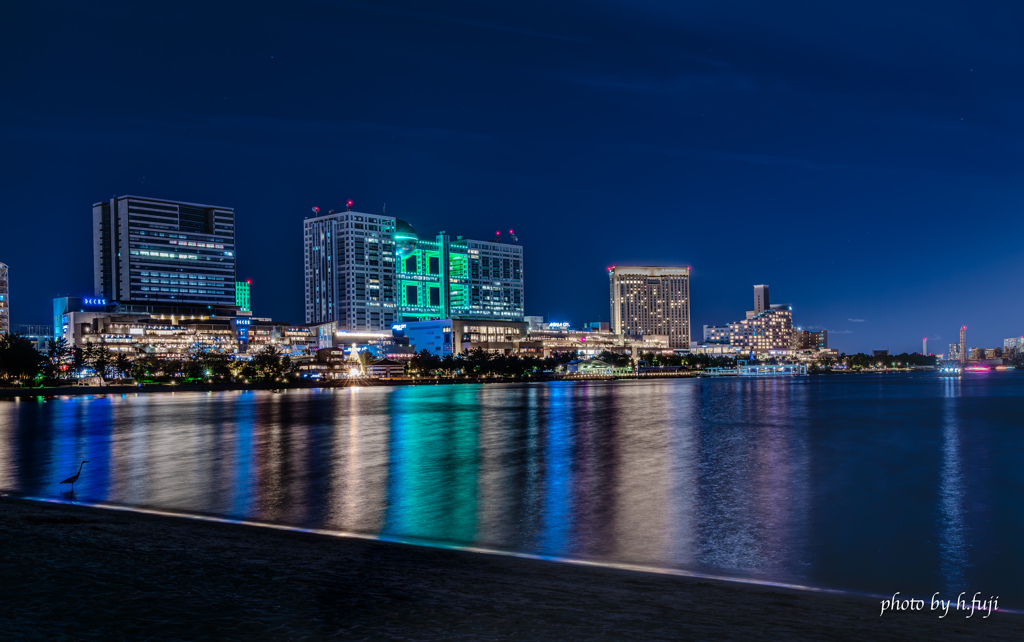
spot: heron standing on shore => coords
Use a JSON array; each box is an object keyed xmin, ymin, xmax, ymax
[{"xmin": 60, "ymin": 460, "xmax": 89, "ymax": 494}]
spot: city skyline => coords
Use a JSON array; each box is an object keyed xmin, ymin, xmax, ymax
[{"xmin": 4, "ymin": 1, "xmax": 1024, "ymax": 352}]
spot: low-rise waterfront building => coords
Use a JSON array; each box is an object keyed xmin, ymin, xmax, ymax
[
  {"xmin": 565, "ymin": 359, "xmax": 616, "ymax": 375},
  {"xmin": 397, "ymin": 318, "xmax": 531, "ymax": 356},
  {"xmin": 53, "ymin": 297, "xmax": 311, "ymax": 357},
  {"xmin": 366, "ymin": 358, "xmax": 405, "ymax": 378},
  {"xmin": 527, "ymin": 327, "xmax": 670, "ymax": 359},
  {"xmin": 394, "ymin": 318, "xmax": 673, "ymax": 360}
]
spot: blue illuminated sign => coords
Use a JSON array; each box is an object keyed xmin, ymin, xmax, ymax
[{"xmin": 83, "ymin": 298, "xmax": 107, "ymax": 306}]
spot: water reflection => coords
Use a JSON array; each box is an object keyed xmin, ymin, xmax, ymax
[
  {"xmin": 692, "ymin": 379, "xmax": 811, "ymax": 578},
  {"xmin": 0, "ymin": 375, "xmax": 1021, "ymax": 605},
  {"xmin": 939, "ymin": 378, "xmax": 968, "ymax": 593}
]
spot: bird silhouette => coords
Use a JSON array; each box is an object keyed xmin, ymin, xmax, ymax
[{"xmin": 60, "ymin": 460, "xmax": 89, "ymax": 494}]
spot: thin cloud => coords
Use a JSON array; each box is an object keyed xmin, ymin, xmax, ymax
[
  {"xmin": 828, "ymin": 329, "xmax": 855, "ymax": 335},
  {"xmin": 848, "ymin": 318, "xmax": 866, "ymax": 323}
]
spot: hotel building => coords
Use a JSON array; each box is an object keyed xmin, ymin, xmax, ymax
[
  {"xmin": 791, "ymin": 329, "xmax": 828, "ymax": 350},
  {"xmin": 703, "ymin": 285, "xmax": 796, "ymax": 353},
  {"xmin": 608, "ymin": 266, "xmax": 691, "ymax": 349},
  {"xmin": 303, "ymin": 210, "xmax": 524, "ymax": 331},
  {"xmin": 93, "ymin": 196, "xmax": 237, "ymax": 309},
  {"xmin": 0, "ymin": 262, "xmax": 8, "ymax": 335}
]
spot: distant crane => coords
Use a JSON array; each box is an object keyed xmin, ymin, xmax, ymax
[{"xmin": 60, "ymin": 460, "xmax": 89, "ymax": 494}]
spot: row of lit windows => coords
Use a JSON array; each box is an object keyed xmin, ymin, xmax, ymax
[
  {"xmin": 138, "ymin": 272, "xmax": 227, "ymax": 281},
  {"xmin": 169, "ymin": 240, "xmax": 225, "ymax": 249},
  {"xmin": 139, "ymin": 287, "xmax": 231, "ymax": 295}
]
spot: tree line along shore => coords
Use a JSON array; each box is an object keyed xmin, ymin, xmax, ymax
[{"xmin": 0, "ymin": 330, "xmax": 974, "ymax": 392}]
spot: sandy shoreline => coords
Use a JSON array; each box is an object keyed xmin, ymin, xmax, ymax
[{"xmin": 0, "ymin": 495, "xmax": 1015, "ymax": 640}]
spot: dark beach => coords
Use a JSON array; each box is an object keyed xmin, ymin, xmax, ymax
[{"xmin": 0, "ymin": 496, "xmax": 1016, "ymax": 640}]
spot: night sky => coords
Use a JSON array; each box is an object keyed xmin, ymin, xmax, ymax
[{"xmin": 3, "ymin": 0, "xmax": 1024, "ymax": 353}]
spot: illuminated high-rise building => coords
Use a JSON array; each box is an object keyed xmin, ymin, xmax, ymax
[
  {"xmin": 959, "ymin": 325, "xmax": 967, "ymax": 365},
  {"xmin": 92, "ymin": 196, "xmax": 237, "ymax": 307},
  {"xmin": 303, "ymin": 208, "xmax": 397, "ymax": 331},
  {"xmin": 608, "ymin": 266, "xmax": 691, "ymax": 349},
  {"xmin": 948, "ymin": 343, "xmax": 961, "ymax": 362},
  {"xmin": 0, "ymin": 262, "xmax": 8, "ymax": 335},
  {"xmin": 303, "ymin": 210, "xmax": 524, "ymax": 331}
]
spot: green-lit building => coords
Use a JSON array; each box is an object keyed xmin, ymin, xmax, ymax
[
  {"xmin": 304, "ymin": 209, "xmax": 523, "ymax": 331},
  {"xmin": 235, "ymin": 280, "xmax": 251, "ymax": 312},
  {"xmin": 394, "ymin": 220, "xmax": 523, "ymax": 323}
]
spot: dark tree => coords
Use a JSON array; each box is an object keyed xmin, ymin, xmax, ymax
[{"xmin": 0, "ymin": 334, "xmax": 43, "ymax": 384}]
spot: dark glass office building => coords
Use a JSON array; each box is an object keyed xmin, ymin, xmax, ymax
[{"xmin": 92, "ymin": 196, "xmax": 236, "ymax": 308}]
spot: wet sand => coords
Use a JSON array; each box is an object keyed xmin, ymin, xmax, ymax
[{"xmin": 0, "ymin": 495, "xmax": 1016, "ymax": 640}]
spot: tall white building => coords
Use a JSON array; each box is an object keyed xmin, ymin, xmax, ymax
[
  {"xmin": 93, "ymin": 196, "xmax": 236, "ymax": 308},
  {"xmin": 0, "ymin": 262, "xmax": 8, "ymax": 335},
  {"xmin": 303, "ymin": 209, "xmax": 398, "ymax": 331},
  {"xmin": 608, "ymin": 266, "xmax": 691, "ymax": 349}
]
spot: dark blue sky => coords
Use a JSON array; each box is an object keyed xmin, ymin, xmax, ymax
[{"xmin": 3, "ymin": 0, "xmax": 1023, "ymax": 353}]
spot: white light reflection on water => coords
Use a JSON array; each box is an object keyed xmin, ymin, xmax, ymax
[{"xmin": 939, "ymin": 378, "xmax": 968, "ymax": 593}]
